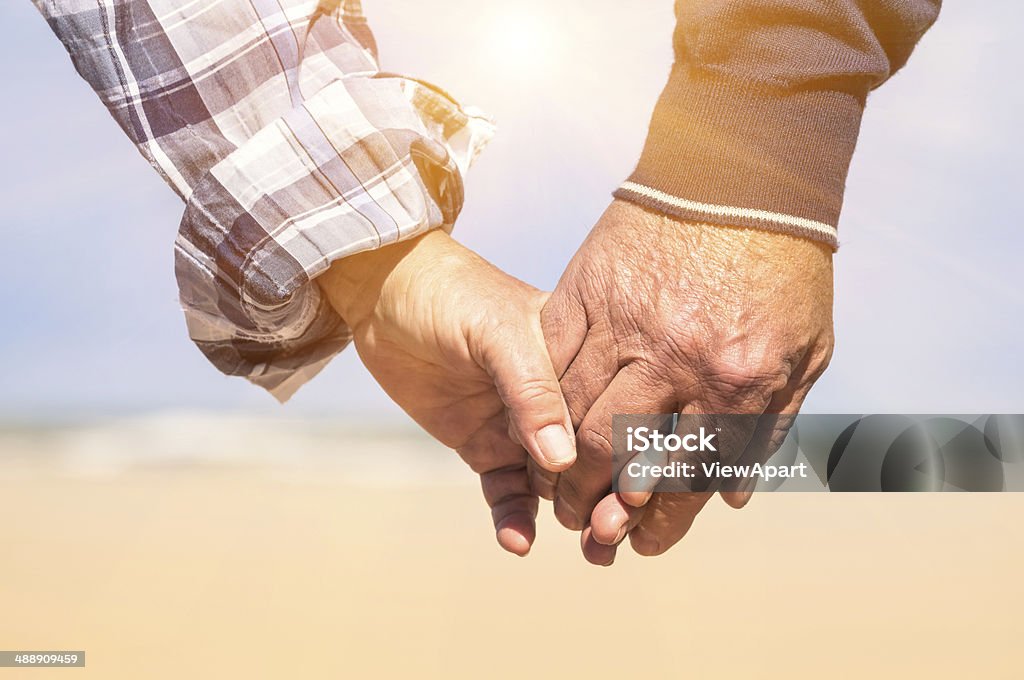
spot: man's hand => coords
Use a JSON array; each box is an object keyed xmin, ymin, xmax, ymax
[
  {"xmin": 542, "ymin": 200, "xmax": 834, "ymax": 565},
  {"xmin": 320, "ymin": 230, "xmax": 575, "ymax": 556}
]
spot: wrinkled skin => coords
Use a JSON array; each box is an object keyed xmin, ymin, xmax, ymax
[
  {"xmin": 321, "ymin": 230, "xmax": 575, "ymax": 556},
  {"xmin": 542, "ymin": 200, "xmax": 835, "ymax": 565}
]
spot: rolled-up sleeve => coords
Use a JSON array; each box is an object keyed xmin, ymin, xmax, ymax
[{"xmin": 35, "ymin": 0, "xmax": 494, "ymax": 400}]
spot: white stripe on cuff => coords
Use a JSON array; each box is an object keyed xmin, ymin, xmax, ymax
[{"xmin": 618, "ymin": 181, "xmax": 839, "ymax": 245}]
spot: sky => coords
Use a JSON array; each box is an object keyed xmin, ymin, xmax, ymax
[{"xmin": 0, "ymin": 0, "xmax": 1020, "ymax": 422}]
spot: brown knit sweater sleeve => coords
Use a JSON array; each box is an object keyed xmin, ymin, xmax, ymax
[{"xmin": 614, "ymin": 0, "xmax": 942, "ymax": 249}]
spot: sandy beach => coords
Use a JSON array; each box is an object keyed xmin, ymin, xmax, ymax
[{"xmin": 1, "ymin": 415, "xmax": 1022, "ymax": 678}]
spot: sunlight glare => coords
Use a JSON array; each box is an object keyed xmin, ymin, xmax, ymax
[{"xmin": 481, "ymin": 7, "xmax": 563, "ymax": 76}]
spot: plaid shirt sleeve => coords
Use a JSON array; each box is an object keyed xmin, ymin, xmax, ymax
[{"xmin": 34, "ymin": 0, "xmax": 495, "ymax": 401}]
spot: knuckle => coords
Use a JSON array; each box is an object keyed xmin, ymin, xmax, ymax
[
  {"xmin": 578, "ymin": 426, "xmax": 614, "ymax": 460},
  {"xmin": 566, "ymin": 400, "xmax": 587, "ymax": 429},
  {"xmin": 554, "ymin": 495, "xmax": 586, "ymax": 530},
  {"xmin": 458, "ymin": 452, "xmax": 492, "ymax": 476},
  {"xmin": 480, "ymin": 467, "xmax": 530, "ymax": 506},
  {"xmin": 555, "ymin": 471, "xmax": 583, "ymax": 503},
  {"xmin": 794, "ymin": 339, "xmax": 835, "ymax": 391},
  {"xmin": 456, "ymin": 423, "xmax": 525, "ymax": 475},
  {"xmin": 529, "ymin": 467, "xmax": 559, "ymax": 500},
  {"xmin": 510, "ymin": 377, "xmax": 558, "ymax": 407},
  {"xmin": 491, "ymin": 497, "xmax": 539, "ymax": 525},
  {"xmin": 633, "ymin": 540, "xmax": 667, "ymax": 557},
  {"xmin": 813, "ymin": 340, "xmax": 836, "ymax": 376},
  {"xmin": 630, "ymin": 528, "xmax": 667, "ymax": 556},
  {"xmin": 703, "ymin": 355, "xmax": 783, "ymax": 408}
]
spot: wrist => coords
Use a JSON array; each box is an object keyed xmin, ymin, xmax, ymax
[
  {"xmin": 319, "ymin": 230, "xmax": 453, "ymax": 329},
  {"xmin": 603, "ymin": 200, "xmax": 833, "ymax": 296},
  {"xmin": 618, "ymin": 65, "xmax": 863, "ymax": 250},
  {"xmin": 613, "ymin": 199, "xmax": 833, "ymax": 262}
]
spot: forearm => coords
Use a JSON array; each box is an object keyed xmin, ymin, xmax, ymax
[
  {"xmin": 616, "ymin": 0, "xmax": 942, "ymax": 248},
  {"xmin": 36, "ymin": 0, "xmax": 493, "ymax": 400}
]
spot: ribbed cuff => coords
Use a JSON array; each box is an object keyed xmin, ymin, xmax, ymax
[{"xmin": 616, "ymin": 65, "xmax": 868, "ymax": 250}]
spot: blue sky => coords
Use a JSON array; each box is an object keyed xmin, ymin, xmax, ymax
[{"xmin": 0, "ymin": 1, "xmax": 1020, "ymax": 421}]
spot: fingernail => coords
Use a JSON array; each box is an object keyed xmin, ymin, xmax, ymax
[{"xmin": 536, "ymin": 424, "xmax": 575, "ymax": 466}]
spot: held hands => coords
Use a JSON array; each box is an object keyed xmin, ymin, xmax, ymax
[{"xmin": 320, "ymin": 200, "xmax": 834, "ymax": 563}]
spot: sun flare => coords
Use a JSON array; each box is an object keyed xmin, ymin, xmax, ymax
[{"xmin": 480, "ymin": 8, "xmax": 563, "ymax": 75}]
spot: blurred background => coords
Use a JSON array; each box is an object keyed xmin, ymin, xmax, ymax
[{"xmin": 0, "ymin": 1, "xmax": 1021, "ymax": 677}]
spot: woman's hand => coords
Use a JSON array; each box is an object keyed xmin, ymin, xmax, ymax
[{"xmin": 319, "ymin": 230, "xmax": 575, "ymax": 555}]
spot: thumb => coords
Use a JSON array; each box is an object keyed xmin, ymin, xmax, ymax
[{"xmin": 485, "ymin": 319, "xmax": 577, "ymax": 473}]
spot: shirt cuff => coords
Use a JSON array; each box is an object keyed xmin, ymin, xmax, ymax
[
  {"xmin": 176, "ymin": 76, "xmax": 494, "ymax": 401},
  {"xmin": 614, "ymin": 64, "xmax": 867, "ymax": 250}
]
